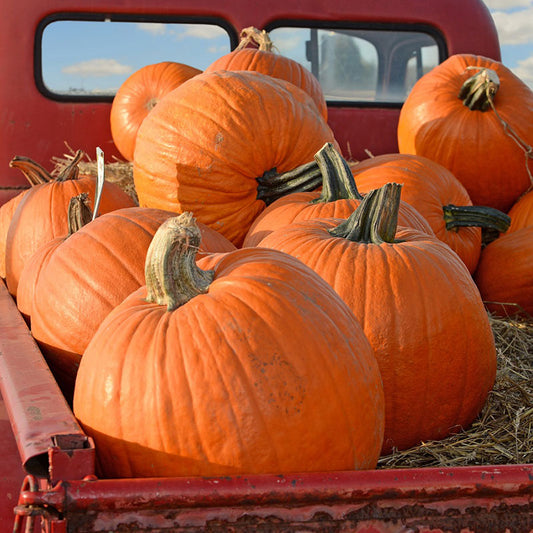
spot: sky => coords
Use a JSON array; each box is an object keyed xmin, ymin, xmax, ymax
[
  {"xmin": 486, "ymin": 0, "xmax": 533, "ymax": 86},
  {"xmin": 40, "ymin": 2, "xmax": 533, "ymax": 95}
]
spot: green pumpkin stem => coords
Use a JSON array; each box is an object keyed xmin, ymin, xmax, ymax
[
  {"xmin": 458, "ymin": 67, "xmax": 500, "ymax": 111},
  {"xmin": 256, "ymin": 161, "xmax": 323, "ymax": 205},
  {"xmin": 144, "ymin": 212, "xmax": 215, "ymax": 311},
  {"xmin": 67, "ymin": 193, "xmax": 93, "ymax": 235},
  {"xmin": 329, "ymin": 182, "xmax": 402, "ymax": 244},
  {"xmin": 443, "ymin": 204, "xmax": 511, "ymax": 232},
  {"xmin": 256, "ymin": 143, "xmax": 361, "ymax": 206},
  {"xmin": 312, "ymin": 142, "xmax": 363, "ymax": 203}
]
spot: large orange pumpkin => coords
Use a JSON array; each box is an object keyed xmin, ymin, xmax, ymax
[
  {"xmin": 0, "ymin": 155, "xmax": 56, "ymax": 279},
  {"xmin": 133, "ymin": 70, "xmax": 338, "ymax": 247},
  {"xmin": 5, "ymin": 152, "xmax": 136, "ymax": 297},
  {"xmin": 204, "ymin": 26, "xmax": 327, "ymax": 121},
  {"xmin": 398, "ymin": 54, "xmax": 533, "ymax": 212},
  {"xmin": 243, "ymin": 144, "xmax": 433, "ymax": 247},
  {"xmin": 349, "ymin": 153, "xmax": 510, "ymax": 273},
  {"xmin": 16, "ymin": 193, "xmax": 93, "ymax": 325},
  {"xmin": 110, "ymin": 61, "xmax": 201, "ymax": 162},
  {"xmin": 474, "ymin": 225, "xmax": 533, "ymax": 318},
  {"xmin": 257, "ymin": 183, "xmax": 497, "ymax": 454},
  {"xmin": 73, "ymin": 213, "xmax": 385, "ymax": 479},
  {"xmin": 29, "ymin": 207, "xmax": 235, "ymax": 403},
  {"xmin": 507, "ymin": 189, "xmax": 533, "ymax": 233}
]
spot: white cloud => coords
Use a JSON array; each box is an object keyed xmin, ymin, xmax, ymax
[
  {"xmin": 484, "ymin": 0, "xmax": 531, "ymax": 8},
  {"xmin": 62, "ymin": 59, "xmax": 133, "ymax": 78},
  {"xmin": 136, "ymin": 23, "xmax": 166, "ymax": 36},
  {"xmin": 490, "ymin": 7, "xmax": 533, "ymax": 44},
  {"xmin": 182, "ymin": 25, "xmax": 227, "ymax": 39},
  {"xmin": 511, "ymin": 54, "xmax": 533, "ymax": 84}
]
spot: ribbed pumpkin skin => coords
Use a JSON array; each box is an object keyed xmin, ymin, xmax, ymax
[
  {"xmin": 243, "ymin": 191, "xmax": 433, "ymax": 248},
  {"xmin": 204, "ymin": 48, "xmax": 328, "ymax": 121},
  {"xmin": 258, "ymin": 220, "xmax": 497, "ymax": 454},
  {"xmin": 5, "ymin": 179, "xmax": 135, "ymax": 297},
  {"xmin": 30, "ymin": 207, "xmax": 235, "ymax": 402},
  {"xmin": 0, "ymin": 189, "xmax": 29, "ymax": 279},
  {"xmin": 73, "ymin": 247, "xmax": 385, "ymax": 479},
  {"xmin": 350, "ymin": 153, "xmax": 483, "ymax": 273},
  {"xmin": 110, "ymin": 61, "xmax": 202, "ymax": 161},
  {"xmin": 507, "ymin": 190, "xmax": 533, "ymax": 233},
  {"xmin": 398, "ymin": 54, "xmax": 533, "ymax": 212},
  {"xmin": 133, "ymin": 70, "xmax": 338, "ymax": 247},
  {"xmin": 474, "ymin": 225, "xmax": 533, "ymax": 317}
]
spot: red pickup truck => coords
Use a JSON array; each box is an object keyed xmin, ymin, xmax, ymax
[{"xmin": 3, "ymin": 1, "xmax": 532, "ymax": 532}]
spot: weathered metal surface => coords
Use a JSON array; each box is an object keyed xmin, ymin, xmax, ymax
[
  {"xmin": 0, "ymin": 280, "xmax": 95, "ymax": 483},
  {"xmin": 13, "ymin": 465, "xmax": 533, "ymax": 532}
]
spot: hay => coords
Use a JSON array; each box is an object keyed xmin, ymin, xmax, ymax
[
  {"xmin": 50, "ymin": 144, "xmax": 137, "ymax": 205},
  {"xmin": 378, "ymin": 312, "xmax": 533, "ymax": 468}
]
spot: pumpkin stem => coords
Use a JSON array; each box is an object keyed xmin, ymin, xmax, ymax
[
  {"xmin": 68, "ymin": 193, "xmax": 93, "ymax": 235},
  {"xmin": 236, "ymin": 26, "xmax": 273, "ymax": 52},
  {"xmin": 256, "ymin": 161, "xmax": 323, "ymax": 205},
  {"xmin": 458, "ymin": 67, "xmax": 500, "ymax": 111},
  {"xmin": 144, "ymin": 212, "xmax": 215, "ymax": 311},
  {"xmin": 442, "ymin": 204, "xmax": 511, "ymax": 232},
  {"xmin": 312, "ymin": 142, "xmax": 363, "ymax": 203},
  {"xmin": 8, "ymin": 156, "xmax": 53, "ymax": 186},
  {"xmin": 329, "ymin": 182, "xmax": 402, "ymax": 244},
  {"xmin": 55, "ymin": 150, "xmax": 83, "ymax": 182}
]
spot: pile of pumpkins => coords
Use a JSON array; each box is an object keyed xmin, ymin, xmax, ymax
[{"xmin": 1, "ymin": 27, "xmax": 531, "ymax": 480}]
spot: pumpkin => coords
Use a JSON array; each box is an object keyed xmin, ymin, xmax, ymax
[
  {"xmin": 243, "ymin": 143, "xmax": 433, "ymax": 247},
  {"xmin": 204, "ymin": 26, "xmax": 327, "ymax": 121},
  {"xmin": 398, "ymin": 54, "xmax": 533, "ymax": 212},
  {"xmin": 73, "ymin": 212, "xmax": 385, "ymax": 479},
  {"xmin": 474, "ymin": 224, "xmax": 533, "ymax": 318},
  {"xmin": 5, "ymin": 152, "xmax": 136, "ymax": 297},
  {"xmin": 133, "ymin": 70, "xmax": 338, "ymax": 247},
  {"xmin": 349, "ymin": 152, "xmax": 510, "ymax": 273},
  {"xmin": 29, "ymin": 206, "xmax": 235, "ymax": 403},
  {"xmin": 110, "ymin": 61, "xmax": 202, "ymax": 162},
  {"xmin": 17, "ymin": 193, "xmax": 92, "ymax": 325},
  {"xmin": 507, "ymin": 189, "xmax": 533, "ymax": 233},
  {"xmin": 257, "ymin": 183, "xmax": 497, "ymax": 453},
  {"xmin": 0, "ymin": 155, "xmax": 55, "ymax": 279}
]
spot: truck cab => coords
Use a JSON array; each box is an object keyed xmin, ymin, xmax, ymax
[{"xmin": 1, "ymin": 0, "xmax": 500, "ymax": 207}]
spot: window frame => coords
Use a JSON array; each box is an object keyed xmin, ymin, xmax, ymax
[{"xmin": 34, "ymin": 12, "xmax": 239, "ymax": 103}]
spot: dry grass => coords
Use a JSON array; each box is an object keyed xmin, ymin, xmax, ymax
[
  {"xmin": 51, "ymin": 145, "xmax": 137, "ymax": 205},
  {"xmin": 378, "ymin": 312, "xmax": 533, "ymax": 468}
]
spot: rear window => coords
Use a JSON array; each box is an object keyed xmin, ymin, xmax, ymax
[
  {"xmin": 268, "ymin": 25, "xmax": 444, "ymax": 105},
  {"xmin": 38, "ymin": 16, "xmax": 235, "ymax": 100}
]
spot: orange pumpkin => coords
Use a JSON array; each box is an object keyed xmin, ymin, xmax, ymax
[
  {"xmin": 110, "ymin": 61, "xmax": 201, "ymax": 162},
  {"xmin": 507, "ymin": 189, "xmax": 533, "ymax": 233},
  {"xmin": 73, "ymin": 213, "xmax": 385, "ymax": 479},
  {"xmin": 0, "ymin": 155, "xmax": 56, "ymax": 279},
  {"xmin": 474, "ymin": 225, "xmax": 533, "ymax": 318},
  {"xmin": 133, "ymin": 70, "xmax": 338, "ymax": 247},
  {"xmin": 349, "ymin": 153, "xmax": 510, "ymax": 273},
  {"xmin": 5, "ymin": 152, "xmax": 136, "ymax": 297},
  {"xmin": 398, "ymin": 54, "xmax": 533, "ymax": 212},
  {"xmin": 243, "ymin": 143, "xmax": 433, "ymax": 247},
  {"xmin": 205, "ymin": 26, "xmax": 327, "ymax": 120},
  {"xmin": 257, "ymin": 183, "xmax": 497, "ymax": 453},
  {"xmin": 16, "ymin": 193, "xmax": 92, "ymax": 325},
  {"xmin": 29, "ymin": 206, "xmax": 235, "ymax": 403}
]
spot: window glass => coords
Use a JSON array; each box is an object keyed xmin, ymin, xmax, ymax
[
  {"xmin": 41, "ymin": 19, "xmax": 232, "ymax": 97},
  {"xmin": 268, "ymin": 27, "xmax": 440, "ymax": 104}
]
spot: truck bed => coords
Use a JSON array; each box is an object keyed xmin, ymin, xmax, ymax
[{"xmin": 1, "ymin": 279, "xmax": 532, "ymax": 532}]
